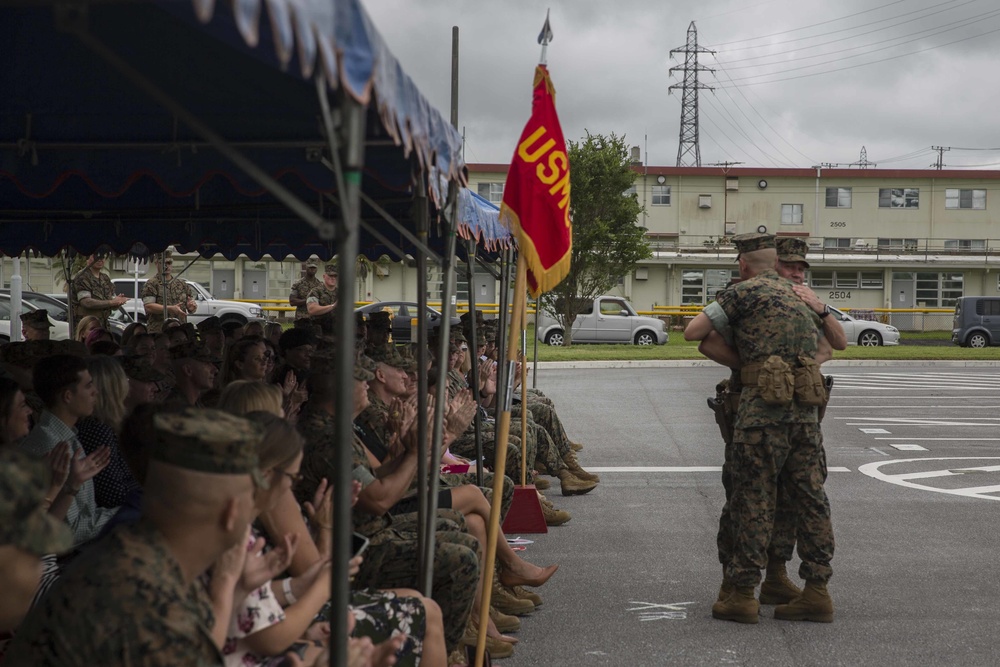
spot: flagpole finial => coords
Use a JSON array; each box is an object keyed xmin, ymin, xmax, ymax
[{"xmin": 537, "ymin": 9, "xmax": 553, "ymax": 64}]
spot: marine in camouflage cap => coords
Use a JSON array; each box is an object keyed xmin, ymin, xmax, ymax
[
  {"xmin": 150, "ymin": 408, "xmax": 267, "ymax": 488},
  {"xmin": 368, "ymin": 310, "xmax": 392, "ymax": 330},
  {"xmin": 169, "ymin": 341, "xmax": 222, "ymax": 365},
  {"xmin": 776, "ymin": 236, "xmax": 810, "ymax": 268},
  {"xmin": 0, "ymin": 448, "xmax": 73, "ymax": 556},
  {"xmin": 311, "ymin": 348, "xmax": 376, "ymax": 381},
  {"xmin": 120, "ymin": 354, "xmax": 169, "ymax": 384},
  {"xmin": 732, "ymin": 232, "xmax": 775, "ymax": 259},
  {"xmin": 366, "ymin": 342, "xmax": 411, "ymax": 370},
  {"xmin": 20, "ymin": 309, "xmax": 53, "ymax": 330}
]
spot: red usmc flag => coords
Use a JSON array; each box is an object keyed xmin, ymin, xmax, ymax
[{"xmin": 499, "ymin": 65, "xmax": 572, "ymax": 298}]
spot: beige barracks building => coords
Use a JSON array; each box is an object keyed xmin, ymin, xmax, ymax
[{"xmin": 470, "ymin": 164, "xmax": 1000, "ymax": 319}]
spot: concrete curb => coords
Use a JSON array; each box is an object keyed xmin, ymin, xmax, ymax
[{"xmin": 532, "ymin": 359, "xmax": 1000, "ymax": 369}]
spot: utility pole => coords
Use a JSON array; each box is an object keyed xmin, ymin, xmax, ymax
[
  {"xmin": 669, "ymin": 22, "xmax": 714, "ymax": 167},
  {"xmin": 931, "ymin": 145, "xmax": 950, "ymax": 170}
]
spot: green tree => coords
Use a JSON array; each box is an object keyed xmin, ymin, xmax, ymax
[{"xmin": 539, "ymin": 131, "xmax": 650, "ymax": 345}]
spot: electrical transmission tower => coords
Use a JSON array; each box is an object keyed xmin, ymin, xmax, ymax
[
  {"xmin": 669, "ymin": 22, "xmax": 714, "ymax": 167},
  {"xmin": 849, "ymin": 146, "xmax": 876, "ymax": 169}
]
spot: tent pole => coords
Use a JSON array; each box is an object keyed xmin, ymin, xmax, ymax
[
  {"xmin": 356, "ymin": 190, "xmax": 443, "ymax": 263},
  {"xmin": 423, "ymin": 182, "xmax": 459, "ymax": 593},
  {"xmin": 493, "ymin": 249, "xmax": 511, "ymax": 424},
  {"xmin": 414, "ymin": 168, "xmax": 431, "ymax": 591},
  {"xmin": 466, "ymin": 239, "xmax": 484, "ymax": 488},
  {"xmin": 11, "ymin": 257, "xmax": 22, "ymax": 342},
  {"xmin": 316, "ymin": 76, "xmax": 364, "ymax": 667},
  {"xmin": 532, "ymin": 297, "xmax": 540, "ymax": 389}
]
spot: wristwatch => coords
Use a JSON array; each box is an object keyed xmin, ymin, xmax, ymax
[{"xmin": 819, "ymin": 304, "xmax": 831, "ymax": 319}]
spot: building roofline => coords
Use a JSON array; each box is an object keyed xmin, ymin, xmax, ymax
[{"xmin": 466, "ymin": 163, "xmax": 1000, "ymax": 180}]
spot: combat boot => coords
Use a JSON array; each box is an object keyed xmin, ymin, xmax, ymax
[
  {"xmin": 461, "ymin": 620, "xmax": 514, "ymax": 659},
  {"xmin": 490, "ymin": 605, "xmax": 521, "ymax": 632},
  {"xmin": 718, "ymin": 567, "xmax": 733, "ymax": 602},
  {"xmin": 711, "ymin": 586, "xmax": 759, "ymax": 624},
  {"xmin": 774, "ymin": 580, "xmax": 834, "ymax": 623},
  {"xmin": 533, "ymin": 476, "xmax": 551, "ymax": 490},
  {"xmin": 558, "ymin": 469, "xmax": 597, "ymax": 496},
  {"xmin": 491, "ymin": 579, "xmax": 535, "ymax": 616},
  {"xmin": 563, "ymin": 451, "xmax": 600, "ymax": 482},
  {"xmin": 759, "ymin": 560, "xmax": 802, "ymax": 605},
  {"xmin": 539, "ymin": 497, "xmax": 571, "ymax": 525},
  {"xmin": 513, "ymin": 585, "xmax": 543, "ymax": 607}
]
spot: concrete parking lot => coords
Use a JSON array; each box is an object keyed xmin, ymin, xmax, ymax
[{"xmin": 503, "ymin": 365, "xmax": 1000, "ymax": 666}]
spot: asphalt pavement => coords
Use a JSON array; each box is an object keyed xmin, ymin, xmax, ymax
[{"xmin": 501, "ymin": 364, "xmax": 1000, "ymax": 667}]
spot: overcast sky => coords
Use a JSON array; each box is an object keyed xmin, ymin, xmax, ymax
[{"xmin": 364, "ymin": 0, "xmax": 1000, "ymax": 170}]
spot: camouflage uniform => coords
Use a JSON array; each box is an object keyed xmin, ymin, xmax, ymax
[
  {"xmin": 715, "ymin": 270, "xmax": 834, "ymax": 588},
  {"xmin": 7, "ymin": 408, "xmax": 266, "ymax": 667},
  {"xmin": 71, "ymin": 268, "xmax": 117, "ymax": 328},
  {"xmin": 305, "ymin": 285, "xmax": 337, "ymax": 334},
  {"xmin": 296, "ymin": 406, "xmax": 479, "ymax": 652},
  {"xmin": 290, "ymin": 275, "xmax": 321, "ymax": 320},
  {"xmin": 141, "ymin": 275, "xmax": 195, "ymax": 333}
]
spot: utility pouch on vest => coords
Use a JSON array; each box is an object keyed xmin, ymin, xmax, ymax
[
  {"xmin": 817, "ymin": 375, "xmax": 835, "ymax": 422},
  {"xmin": 793, "ymin": 355, "xmax": 827, "ymax": 407},
  {"xmin": 758, "ymin": 355, "xmax": 794, "ymax": 406}
]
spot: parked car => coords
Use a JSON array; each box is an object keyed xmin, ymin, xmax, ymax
[
  {"xmin": 827, "ymin": 306, "xmax": 900, "ymax": 346},
  {"xmin": 951, "ymin": 296, "xmax": 1000, "ymax": 347},
  {"xmin": 6, "ymin": 290, "xmax": 133, "ymax": 342},
  {"xmin": 0, "ymin": 293, "xmax": 71, "ymax": 341},
  {"xmin": 535, "ymin": 296, "xmax": 668, "ymax": 346},
  {"xmin": 111, "ymin": 279, "xmax": 264, "ymax": 325},
  {"xmin": 355, "ymin": 301, "xmax": 462, "ymax": 344}
]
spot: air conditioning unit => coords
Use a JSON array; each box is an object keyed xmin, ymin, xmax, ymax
[
  {"xmin": 726, "ymin": 178, "xmax": 739, "ymax": 191},
  {"xmin": 807, "ymin": 239, "xmax": 823, "ymax": 249},
  {"xmin": 635, "ymin": 267, "xmax": 649, "ymax": 280},
  {"xmin": 698, "ymin": 195, "xmax": 712, "ymax": 208},
  {"xmin": 725, "ymin": 223, "xmax": 736, "ymax": 235}
]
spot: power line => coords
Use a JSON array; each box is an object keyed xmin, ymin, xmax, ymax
[
  {"xmin": 706, "ymin": 0, "xmax": 913, "ymax": 48},
  {"xmin": 701, "ymin": 94, "xmax": 785, "ymax": 167},
  {"xmin": 716, "ymin": 23, "xmax": 1000, "ymax": 87},
  {"xmin": 723, "ymin": 1, "xmax": 993, "ymax": 69},
  {"xmin": 720, "ymin": 9, "xmax": 1000, "ymax": 82}
]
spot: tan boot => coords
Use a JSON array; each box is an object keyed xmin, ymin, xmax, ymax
[
  {"xmin": 541, "ymin": 502, "xmax": 571, "ymax": 526},
  {"xmin": 558, "ymin": 469, "xmax": 597, "ymax": 496},
  {"xmin": 563, "ymin": 452, "xmax": 600, "ymax": 482},
  {"xmin": 533, "ymin": 476, "xmax": 551, "ymax": 490},
  {"xmin": 491, "ymin": 578, "xmax": 535, "ymax": 616},
  {"xmin": 513, "ymin": 585, "xmax": 543, "ymax": 607},
  {"xmin": 759, "ymin": 560, "xmax": 802, "ymax": 605},
  {"xmin": 490, "ymin": 605, "xmax": 521, "ymax": 633},
  {"xmin": 460, "ymin": 620, "xmax": 515, "ymax": 659},
  {"xmin": 711, "ymin": 586, "xmax": 760, "ymax": 624},
  {"xmin": 718, "ymin": 567, "xmax": 733, "ymax": 602},
  {"xmin": 774, "ymin": 580, "xmax": 834, "ymax": 623}
]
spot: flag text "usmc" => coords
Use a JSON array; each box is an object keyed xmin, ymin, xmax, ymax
[{"xmin": 517, "ymin": 127, "xmax": 571, "ymax": 223}]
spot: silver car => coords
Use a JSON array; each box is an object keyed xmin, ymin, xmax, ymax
[
  {"xmin": 828, "ymin": 306, "xmax": 900, "ymax": 346},
  {"xmin": 536, "ymin": 296, "xmax": 668, "ymax": 346}
]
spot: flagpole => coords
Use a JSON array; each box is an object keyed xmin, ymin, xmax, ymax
[
  {"xmin": 474, "ymin": 255, "xmax": 527, "ymax": 667},
  {"xmin": 539, "ymin": 8, "xmax": 552, "ymax": 64},
  {"xmin": 520, "ymin": 296, "xmax": 528, "ymax": 486}
]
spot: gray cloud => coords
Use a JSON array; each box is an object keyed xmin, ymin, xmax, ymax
[{"xmin": 366, "ymin": 0, "xmax": 1000, "ymax": 169}]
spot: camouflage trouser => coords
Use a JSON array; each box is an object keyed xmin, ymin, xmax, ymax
[
  {"xmin": 357, "ymin": 516, "xmax": 480, "ymax": 651},
  {"xmin": 717, "ymin": 439, "xmax": 797, "ymax": 566},
  {"xmin": 452, "ymin": 418, "xmax": 537, "ymax": 479},
  {"xmin": 727, "ymin": 424, "xmax": 834, "ymax": 588},
  {"xmin": 440, "ymin": 471, "xmax": 514, "ymax": 521},
  {"xmin": 513, "ymin": 401, "xmax": 573, "ymax": 466}
]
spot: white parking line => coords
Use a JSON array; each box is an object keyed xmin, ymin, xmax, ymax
[
  {"xmin": 891, "ymin": 444, "xmax": 928, "ymax": 451},
  {"xmin": 873, "ymin": 437, "xmax": 1000, "ymax": 441},
  {"xmin": 859, "ymin": 458, "xmax": 1000, "ymax": 501}
]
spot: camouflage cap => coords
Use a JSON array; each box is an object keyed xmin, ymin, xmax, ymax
[
  {"xmin": 0, "ymin": 449, "xmax": 73, "ymax": 556},
  {"xmin": 367, "ymin": 343, "xmax": 410, "ymax": 370},
  {"xmin": 480, "ymin": 320, "xmax": 498, "ymax": 344},
  {"xmin": 776, "ymin": 237, "xmax": 810, "ymax": 267},
  {"xmin": 449, "ymin": 327, "xmax": 468, "ymax": 344},
  {"xmin": 356, "ymin": 352, "xmax": 377, "ymax": 381},
  {"xmin": 395, "ymin": 345, "xmax": 419, "ymax": 373},
  {"xmin": 196, "ymin": 316, "xmax": 223, "ymax": 333},
  {"xmin": 169, "ymin": 342, "xmax": 221, "ymax": 365},
  {"xmin": 120, "ymin": 355, "xmax": 169, "ymax": 383},
  {"xmin": 305, "ymin": 259, "xmax": 319, "ymax": 268},
  {"xmin": 310, "ymin": 348, "xmax": 376, "ymax": 381},
  {"xmin": 21, "ymin": 309, "xmax": 53, "ymax": 329},
  {"xmin": 151, "ymin": 408, "xmax": 267, "ymax": 488},
  {"xmin": 0, "ymin": 341, "xmax": 76, "ymax": 369},
  {"xmin": 368, "ymin": 310, "xmax": 392, "ymax": 330},
  {"xmin": 324, "ymin": 263, "xmax": 338, "ymax": 276},
  {"xmin": 733, "ymin": 232, "xmax": 775, "ymax": 259}
]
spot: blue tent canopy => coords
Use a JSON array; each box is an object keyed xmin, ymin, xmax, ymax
[{"xmin": 0, "ymin": 0, "xmax": 510, "ymax": 260}]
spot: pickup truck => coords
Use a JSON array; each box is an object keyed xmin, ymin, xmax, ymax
[
  {"xmin": 535, "ymin": 296, "xmax": 668, "ymax": 346},
  {"xmin": 112, "ymin": 279, "xmax": 264, "ymax": 325}
]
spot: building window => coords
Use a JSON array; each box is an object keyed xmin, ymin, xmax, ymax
[
  {"xmin": 477, "ymin": 182, "xmax": 504, "ymax": 204},
  {"xmin": 945, "ymin": 189, "xmax": 986, "ymax": 210},
  {"xmin": 781, "ymin": 204, "xmax": 803, "ymax": 225},
  {"xmin": 825, "ymin": 187, "xmax": 852, "ymax": 208},
  {"xmin": 944, "ymin": 239, "xmax": 986, "ymax": 250},
  {"xmin": 878, "ymin": 188, "xmax": 919, "ymax": 209},
  {"xmin": 823, "ymin": 238, "xmax": 851, "ymax": 249},
  {"xmin": 835, "ymin": 272, "xmax": 859, "ymax": 289},
  {"xmin": 915, "ymin": 272, "xmax": 963, "ymax": 307},
  {"xmin": 682, "ymin": 268, "xmax": 740, "ymax": 305},
  {"xmin": 877, "ymin": 238, "xmax": 918, "ymax": 250},
  {"xmin": 860, "ymin": 271, "xmax": 884, "ymax": 288},
  {"xmin": 651, "ymin": 185, "xmax": 671, "ymax": 206},
  {"xmin": 809, "ymin": 271, "xmax": 834, "ymax": 288},
  {"xmin": 624, "ymin": 185, "xmax": 638, "ymax": 197}
]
